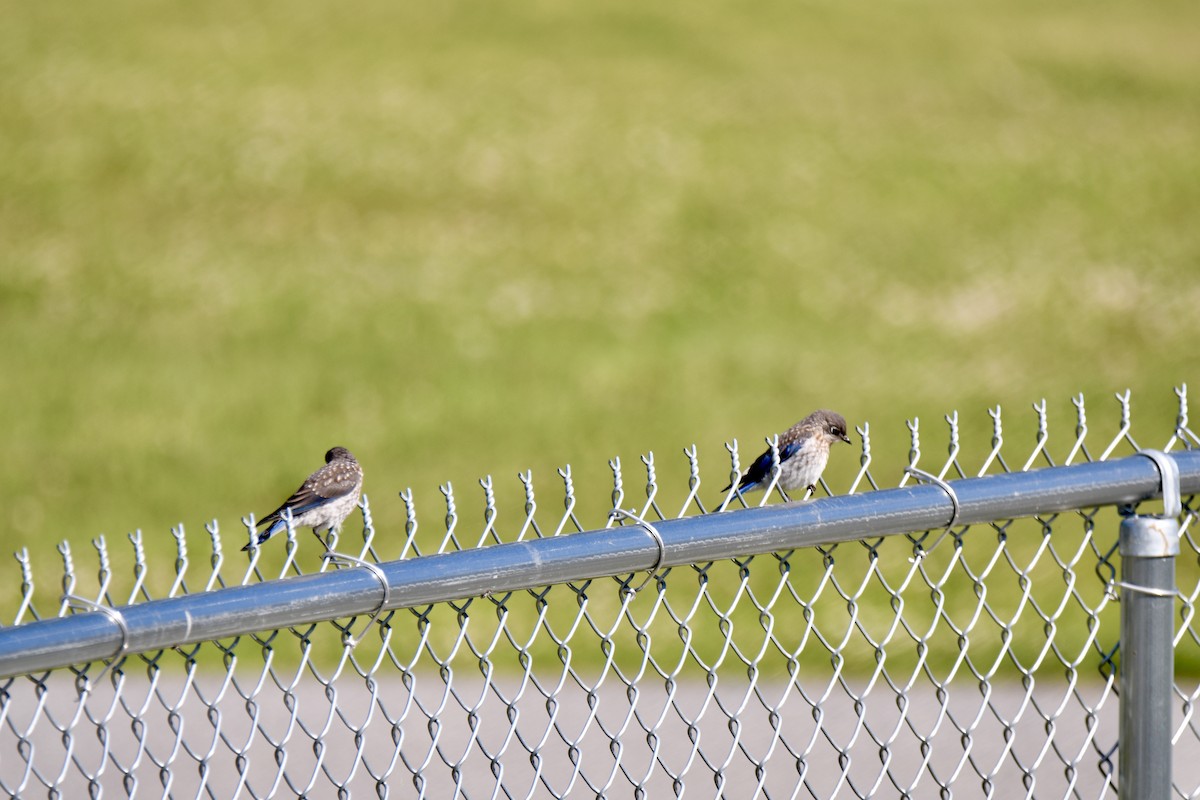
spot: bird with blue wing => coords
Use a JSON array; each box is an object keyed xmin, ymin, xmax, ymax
[
  {"xmin": 722, "ymin": 410, "xmax": 852, "ymax": 504},
  {"xmin": 245, "ymin": 447, "xmax": 363, "ymax": 551}
]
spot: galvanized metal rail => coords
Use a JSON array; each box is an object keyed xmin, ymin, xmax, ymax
[{"xmin": 2, "ymin": 450, "xmax": 1196, "ymax": 680}]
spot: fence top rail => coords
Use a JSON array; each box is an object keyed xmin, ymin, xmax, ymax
[{"xmin": 0, "ymin": 449, "xmax": 1196, "ymax": 680}]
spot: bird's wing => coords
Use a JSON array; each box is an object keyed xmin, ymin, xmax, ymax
[
  {"xmin": 257, "ymin": 463, "xmax": 360, "ymax": 528},
  {"xmin": 735, "ymin": 439, "xmax": 803, "ymax": 490}
]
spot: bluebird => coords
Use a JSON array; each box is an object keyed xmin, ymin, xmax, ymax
[
  {"xmin": 722, "ymin": 410, "xmax": 852, "ymax": 502},
  {"xmin": 245, "ymin": 447, "xmax": 363, "ymax": 550}
]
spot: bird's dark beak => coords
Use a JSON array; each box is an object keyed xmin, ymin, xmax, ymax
[{"xmin": 840, "ymin": 433, "xmax": 853, "ymax": 445}]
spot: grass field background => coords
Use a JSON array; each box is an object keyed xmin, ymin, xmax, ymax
[{"xmin": 2, "ymin": 0, "xmax": 1199, "ymax": 652}]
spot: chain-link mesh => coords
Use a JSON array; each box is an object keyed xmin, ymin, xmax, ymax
[{"xmin": 2, "ymin": 388, "xmax": 1198, "ymax": 798}]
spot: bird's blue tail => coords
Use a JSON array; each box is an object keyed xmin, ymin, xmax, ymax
[{"xmin": 241, "ymin": 521, "xmax": 284, "ymax": 551}]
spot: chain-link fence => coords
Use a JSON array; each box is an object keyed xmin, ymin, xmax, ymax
[{"xmin": 2, "ymin": 388, "xmax": 1199, "ymax": 799}]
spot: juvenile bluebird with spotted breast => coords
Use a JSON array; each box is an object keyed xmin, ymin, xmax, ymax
[
  {"xmin": 722, "ymin": 410, "xmax": 852, "ymax": 501},
  {"xmin": 245, "ymin": 447, "xmax": 363, "ymax": 550}
]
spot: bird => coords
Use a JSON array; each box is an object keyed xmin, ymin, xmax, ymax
[
  {"xmin": 244, "ymin": 447, "xmax": 364, "ymax": 551},
  {"xmin": 721, "ymin": 410, "xmax": 852, "ymax": 503}
]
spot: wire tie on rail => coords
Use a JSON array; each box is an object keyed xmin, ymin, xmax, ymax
[
  {"xmin": 610, "ymin": 508, "xmax": 667, "ymax": 593},
  {"xmin": 322, "ymin": 551, "xmax": 392, "ymax": 647},
  {"xmin": 63, "ymin": 595, "xmax": 131, "ymax": 690},
  {"xmin": 904, "ymin": 466, "xmax": 962, "ymax": 560}
]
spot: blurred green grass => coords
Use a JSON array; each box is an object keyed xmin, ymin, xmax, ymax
[{"xmin": 2, "ymin": 0, "xmax": 1198, "ymax": 670}]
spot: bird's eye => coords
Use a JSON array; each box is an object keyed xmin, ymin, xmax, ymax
[{"xmin": 830, "ymin": 427, "xmax": 842, "ymax": 436}]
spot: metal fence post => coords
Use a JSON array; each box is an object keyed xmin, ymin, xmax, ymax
[{"xmin": 1119, "ymin": 450, "xmax": 1182, "ymax": 800}]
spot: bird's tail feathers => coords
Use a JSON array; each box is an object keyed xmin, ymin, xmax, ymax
[
  {"xmin": 242, "ymin": 521, "xmax": 283, "ymax": 551},
  {"xmin": 713, "ymin": 482, "xmax": 757, "ymax": 512}
]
